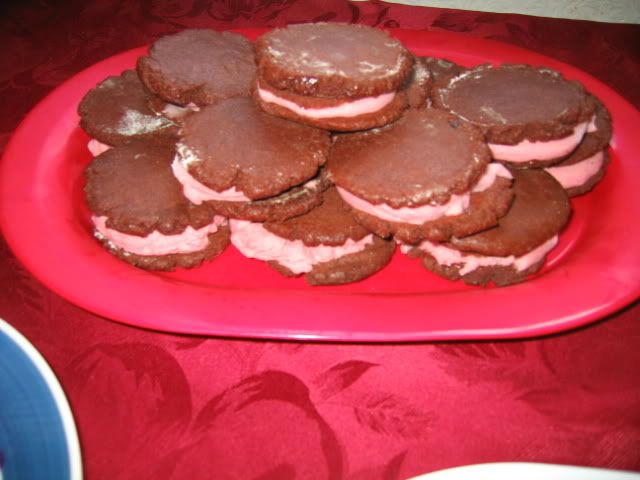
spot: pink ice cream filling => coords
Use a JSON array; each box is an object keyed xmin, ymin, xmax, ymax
[
  {"xmin": 257, "ymin": 83, "xmax": 395, "ymax": 119},
  {"xmin": 87, "ymin": 139, "xmax": 112, "ymax": 156},
  {"xmin": 93, "ymin": 215, "xmax": 227, "ymax": 256},
  {"xmin": 488, "ymin": 120, "xmax": 590, "ymax": 162},
  {"xmin": 408, "ymin": 236, "xmax": 558, "ymax": 276},
  {"xmin": 230, "ymin": 219, "xmax": 374, "ymax": 274},
  {"xmin": 337, "ymin": 163, "xmax": 512, "ymax": 225},
  {"xmin": 545, "ymin": 150, "xmax": 605, "ymax": 189}
]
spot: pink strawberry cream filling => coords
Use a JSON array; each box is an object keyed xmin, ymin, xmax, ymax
[
  {"xmin": 488, "ymin": 119, "xmax": 593, "ymax": 163},
  {"xmin": 87, "ymin": 139, "xmax": 112, "ymax": 156},
  {"xmin": 337, "ymin": 163, "xmax": 512, "ymax": 225},
  {"xmin": 406, "ymin": 236, "xmax": 558, "ymax": 276},
  {"xmin": 93, "ymin": 215, "xmax": 227, "ymax": 256},
  {"xmin": 171, "ymin": 145, "xmax": 251, "ymax": 204},
  {"xmin": 545, "ymin": 150, "xmax": 605, "ymax": 189},
  {"xmin": 230, "ymin": 219, "xmax": 374, "ymax": 274},
  {"xmin": 257, "ymin": 84, "xmax": 395, "ymax": 119}
]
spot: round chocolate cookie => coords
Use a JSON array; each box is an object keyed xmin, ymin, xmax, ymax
[
  {"xmin": 327, "ymin": 108, "xmax": 514, "ymax": 244},
  {"xmin": 172, "ymin": 97, "xmax": 331, "ymax": 221},
  {"xmin": 85, "ymin": 141, "xmax": 229, "ymax": 271},
  {"xmin": 254, "ymin": 23, "xmax": 414, "ymax": 131},
  {"xmin": 137, "ymin": 29, "xmax": 256, "ymax": 106},
  {"xmin": 545, "ymin": 96, "xmax": 612, "ymax": 196},
  {"xmin": 433, "ymin": 64, "xmax": 595, "ymax": 167},
  {"xmin": 406, "ymin": 169, "xmax": 570, "ymax": 286},
  {"xmin": 230, "ymin": 188, "xmax": 395, "ymax": 285},
  {"xmin": 78, "ymin": 70, "xmax": 178, "ymax": 146}
]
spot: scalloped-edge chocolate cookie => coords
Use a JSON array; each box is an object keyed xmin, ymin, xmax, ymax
[
  {"xmin": 78, "ymin": 70, "xmax": 178, "ymax": 148},
  {"xmin": 328, "ymin": 108, "xmax": 514, "ymax": 243},
  {"xmin": 254, "ymin": 23, "xmax": 413, "ymax": 131},
  {"xmin": 545, "ymin": 95, "xmax": 612, "ymax": 196},
  {"xmin": 137, "ymin": 29, "xmax": 256, "ymax": 106},
  {"xmin": 171, "ymin": 97, "xmax": 331, "ymax": 221},
  {"xmin": 404, "ymin": 169, "xmax": 570, "ymax": 286},
  {"xmin": 433, "ymin": 64, "xmax": 596, "ymax": 167},
  {"xmin": 84, "ymin": 141, "xmax": 229, "ymax": 271}
]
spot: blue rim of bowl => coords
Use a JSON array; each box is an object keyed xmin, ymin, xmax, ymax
[{"xmin": 0, "ymin": 318, "xmax": 82, "ymax": 480}]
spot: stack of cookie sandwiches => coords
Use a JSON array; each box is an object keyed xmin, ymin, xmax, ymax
[
  {"xmin": 432, "ymin": 64, "xmax": 612, "ymax": 197},
  {"xmin": 78, "ymin": 23, "xmax": 612, "ymax": 286}
]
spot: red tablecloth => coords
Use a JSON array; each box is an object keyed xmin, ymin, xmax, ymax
[{"xmin": 1, "ymin": 1, "xmax": 639, "ymax": 478}]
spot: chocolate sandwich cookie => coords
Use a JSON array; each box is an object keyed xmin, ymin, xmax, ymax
[
  {"xmin": 78, "ymin": 70, "xmax": 178, "ymax": 152},
  {"xmin": 137, "ymin": 29, "xmax": 256, "ymax": 107},
  {"xmin": 254, "ymin": 23, "xmax": 414, "ymax": 131},
  {"xmin": 545, "ymin": 96, "xmax": 612, "ymax": 196},
  {"xmin": 85, "ymin": 141, "xmax": 229, "ymax": 271},
  {"xmin": 405, "ymin": 169, "xmax": 570, "ymax": 286},
  {"xmin": 230, "ymin": 188, "xmax": 395, "ymax": 285},
  {"xmin": 328, "ymin": 108, "xmax": 514, "ymax": 244},
  {"xmin": 172, "ymin": 97, "xmax": 331, "ymax": 222},
  {"xmin": 433, "ymin": 64, "xmax": 595, "ymax": 167}
]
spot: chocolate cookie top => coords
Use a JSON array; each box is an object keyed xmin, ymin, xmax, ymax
[
  {"xmin": 137, "ymin": 29, "xmax": 256, "ymax": 106},
  {"xmin": 179, "ymin": 98, "xmax": 331, "ymax": 200},
  {"xmin": 256, "ymin": 23, "xmax": 414, "ymax": 97},
  {"xmin": 78, "ymin": 70, "xmax": 178, "ymax": 145},
  {"xmin": 264, "ymin": 187, "xmax": 371, "ymax": 246},
  {"xmin": 85, "ymin": 141, "xmax": 214, "ymax": 236},
  {"xmin": 328, "ymin": 108, "xmax": 491, "ymax": 207},
  {"xmin": 449, "ymin": 169, "xmax": 570, "ymax": 257},
  {"xmin": 433, "ymin": 64, "xmax": 594, "ymax": 143}
]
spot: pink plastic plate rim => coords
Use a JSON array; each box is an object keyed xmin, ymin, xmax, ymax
[{"xmin": 1, "ymin": 29, "xmax": 639, "ymax": 342}]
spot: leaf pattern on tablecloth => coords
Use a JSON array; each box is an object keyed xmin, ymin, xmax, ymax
[
  {"xmin": 145, "ymin": 0, "xmax": 209, "ymax": 21},
  {"xmin": 66, "ymin": 342, "xmax": 192, "ymax": 480},
  {"xmin": 432, "ymin": 11, "xmax": 495, "ymax": 33},
  {"xmin": 514, "ymin": 322, "xmax": 640, "ymax": 439},
  {"xmin": 174, "ymin": 370, "xmax": 343, "ymax": 479},
  {"xmin": 206, "ymin": 0, "xmax": 295, "ymax": 23},
  {"xmin": 436, "ymin": 341, "xmax": 527, "ymax": 360},
  {"xmin": 354, "ymin": 392, "xmax": 435, "ymax": 438},
  {"xmin": 270, "ymin": 341, "xmax": 306, "ymax": 354},
  {"xmin": 313, "ymin": 360, "xmax": 378, "ymax": 401},
  {"xmin": 501, "ymin": 21, "xmax": 535, "ymax": 46},
  {"xmin": 173, "ymin": 337, "xmax": 209, "ymax": 350},
  {"xmin": 432, "ymin": 341, "xmax": 540, "ymax": 390}
]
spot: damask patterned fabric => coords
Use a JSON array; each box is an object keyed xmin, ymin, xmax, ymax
[{"xmin": 1, "ymin": 1, "xmax": 639, "ymax": 479}]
